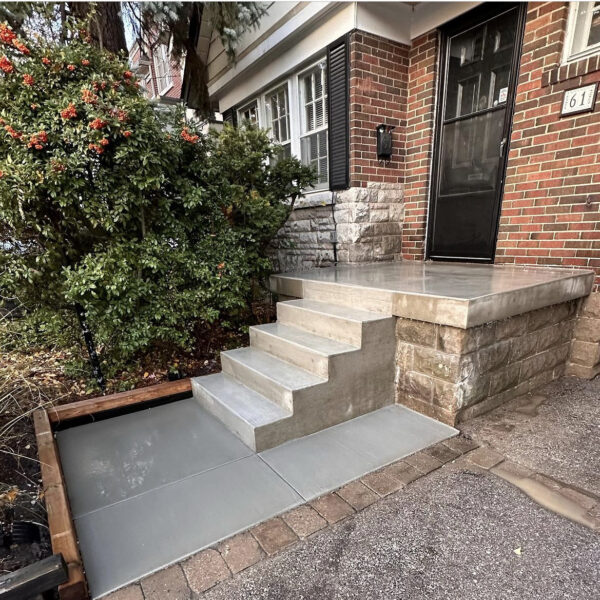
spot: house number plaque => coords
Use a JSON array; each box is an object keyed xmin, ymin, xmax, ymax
[{"xmin": 561, "ymin": 83, "xmax": 598, "ymax": 116}]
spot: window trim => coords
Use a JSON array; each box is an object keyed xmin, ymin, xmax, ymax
[
  {"xmin": 153, "ymin": 43, "xmax": 173, "ymax": 95},
  {"xmin": 232, "ymin": 54, "xmax": 330, "ymax": 193},
  {"xmin": 563, "ymin": 2, "xmax": 600, "ymax": 64},
  {"xmin": 262, "ymin": 81, "xmax": 292, "ymax": 149}
]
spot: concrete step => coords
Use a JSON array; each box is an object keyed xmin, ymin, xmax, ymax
[
  {"xmin": 276, "ymin": 299, "xmax": 387, "ymax": 345},
  {"xmin": 220, "ymin": 347, "xmax": 327, "ymax": 411},
  {"xmin": 191, "ymin": 373, "xmax": 292, "ymax": 451},
  {"xmin": 249, "ymin": 322, "xmax": 358, "ymax": 377}
]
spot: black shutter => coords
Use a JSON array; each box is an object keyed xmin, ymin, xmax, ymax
[
  {"xmin": 222, "ymin": 107, "xmax": 237, "ymax": 126},
  {"xmin": 327, "ymin": 36, "xmax": 349, "ymax": 190}
]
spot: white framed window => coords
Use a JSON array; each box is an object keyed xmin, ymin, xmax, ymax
[
  {"xmin": 564, "ymin": 2, "xmax": 600, "ymax": 62},
  {"xmin": 153, "ymin": 44, "xmax": 172, "ymax": 95},
  {"xmin": 238, "ymin": 100, "xmax": 259, "ymax": 124},
  {"xmin": 299, "ymin": 60, "xmax": 328, "ymax": 189},
  {"xmin": 263, "ymin": 83, "xmax": 291, "ymax": 158},
  {"xmin": 231, "ymin": 55, "xmax": 329, "ymax": 192}
]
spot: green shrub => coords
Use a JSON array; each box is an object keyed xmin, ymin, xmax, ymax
[{"xmin": 0, "ymin": 21, "xmax": 314, "ymax": 375}]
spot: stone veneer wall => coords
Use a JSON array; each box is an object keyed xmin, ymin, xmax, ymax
[
  {"xmin": 269, "ymin": 203, "xmax": 336, "ymax": 273},
  {"xmin": 334, "ymin": 182, "xmax": 404, "ymax": 263},
  {"xmin": 396, "ymin": 300, "xmax": 578, "ymax": 426},
  {"xmin": 566, "ymin": 292, "xmax": 600, "ymax": 379}
]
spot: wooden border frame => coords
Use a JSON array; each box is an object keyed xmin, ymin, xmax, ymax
[{"xmin": 34, "ymin": 378, "xmax": 192, "ymax": 600}]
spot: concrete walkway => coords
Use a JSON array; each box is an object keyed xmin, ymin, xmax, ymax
[{"xmin": 107, "ymin": 377, "xmax": 600, "ymax": 600}]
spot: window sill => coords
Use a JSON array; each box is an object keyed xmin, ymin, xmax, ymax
[
  {"xmin": 293, "ymin": 190, "xmax": 333, "ymax": 209},
  {"xmin": 542, "ymin": 54, "xmax": 600, "ymax": 86}
]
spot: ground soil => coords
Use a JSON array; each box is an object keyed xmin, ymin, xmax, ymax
[{"xmin": 0, "ymin": 300, "xmax": 275, "ymax": 578}]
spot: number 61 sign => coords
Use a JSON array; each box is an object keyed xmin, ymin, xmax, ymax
[{"xmin": 561, "ymin": 83, "xmax": 598, "ymax": 117}]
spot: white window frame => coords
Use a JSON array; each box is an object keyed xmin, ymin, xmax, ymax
[
  {"xmin": 563, "ymin": 1, "xmax": 600, "ymax": 63},
  {"xmin": 237, "ymin": 99, "xmax": 260, "ymax": 125},
  {"xmin": 262, "ymin": 81, "xmax": 292, "ymax": 157},
  {"xmin": 153, "ymin": 43, "xmax": 173, "ymax": 95},
  {"xmin": 232, "ymin": 55, "xmax": 330, "ymax": 193}
]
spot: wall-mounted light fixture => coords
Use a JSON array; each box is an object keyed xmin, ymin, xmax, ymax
[{"xmin": 376, "ymin": 124, "xmax": 395, "ymax": 161}]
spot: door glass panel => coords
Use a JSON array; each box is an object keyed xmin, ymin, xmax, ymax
[{"xmin": 439, "ymin": 109, "xmax": 505, "ymax": 196}]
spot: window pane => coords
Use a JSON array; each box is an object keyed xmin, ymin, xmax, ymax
[
  {"xmin": 571, "ymin": 2, "xmax": 600, "ymax": 56},
  {"xmin": 305, "ymin": 103, "xmax": 314, "ymax": 131},
  {"xmin": 301, "ymin": 131, "xmax": 328, "ymax": 186}
]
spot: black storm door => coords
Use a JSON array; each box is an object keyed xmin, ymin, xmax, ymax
[{"xmin": 428, "ymin": 3, "xmax": 525, "ymax": 261}]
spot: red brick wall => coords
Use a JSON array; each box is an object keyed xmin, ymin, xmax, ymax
[
  {"xmin": 348, "ymin": 31, "xmax": 409, "ymax": 187},
  {"xmin": 497, "ymin": 2, "xmax": 600, "ymax": 288},
  {"xmin": 402, "ymin": 31, "xmax": 438, "ymax": 260}
]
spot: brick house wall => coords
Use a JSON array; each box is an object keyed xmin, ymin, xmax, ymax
[
  {"xmin": 497, "ymin": 2, "xmax": 600, "ymax": 290},
  {"xmin": 402, "ymin": 31, "xmax": 438, "ymax": 261},
  {"xmin": 348, "ymin": 30, "xmax": 408, "ymax": 187}
]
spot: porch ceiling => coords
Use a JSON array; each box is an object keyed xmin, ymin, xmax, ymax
[{"xmin": 270, "ymin": 262, "xmax": 594, "ymax": 329}]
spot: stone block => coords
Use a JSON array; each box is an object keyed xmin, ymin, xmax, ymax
[
  {"xmin": 476, "ymin": 340, "xmax": 512, "ymax": 373},
  {"xmin": 182, "ymin": 549, "xmax": 230, "ymax": 594},
  {"xmin": 396, "ymin": 318, "xmax": 437, "ymax": 347},
  {"xmin": 337, "ymin": 480, "xmax": 379, "ymax": 510},
  {"xmin": 423, "ymin": 442, "xmax": 460, "ymax": 464},
  {"xmin": 403, "ymin": 451, "xmax": 443, "ymax": 474},
  {"xmin": 437, "ymin": 323, "xmax": 495, "ymax": 354},
  {"xmin": 413, "ymin": 346, "xmax": 463, "ymax": 382},
  {"xmin": 496, "ymin": 312, "xmax": 529, "ymax": 340},
  {"xmin": 361, "ymin": 470, "xmax": 404, "ymax": 496},
  {"xmin": 442, "ymin": 436, "xmax": 479, "ymax": 455},
  {"xmin": 528, "ymin": 301, "xmax": 576, "ymax": 331},
  {"xmin": 385, "ymin": 461, "xmax": 423, "ymax": 485},
  {"xmin": 581, "ymin": 292, "xmax": 600, "ymax": 319},
  {"xmin": 467, "ymin": 447, "xmax": 504, "ymax": 469},
  {"xmin": 489, "ymin": 366, "xmax": 520, "ymax": 396},
  {"xmin": 282, "ymin": 505, "xmax": 327, "ymax": 539},
  {"xmin": 520, "ymin": 343, "xmax": 570, "ymax": 381},
  {"xmin": 251, "ymin": 518, "xmax": 298, "ymax": 556},
  {"xmin": 400, "ymin": 370, "xmax": 434, "ymax": 402},
  {"xmin": 401, "ymin": 394, "xmax": 457, "ymax": 426},
  {"xmin": 217, "ymin": 532, "xmax": 264, "ymax": 574},
  {"xmin": 565, "ymin": 361, "xmax": 600, "ymax": 379},
  {"xmin": 141, "ymin": 565, "xmax": 191, "ymax": 600},
  {"xmin": 105, "ymin": 585, "xmax": 144, "ymax": 600},
  {"xmin": 432, "ymin": 378, "xmax": 458, "ymax": 410},
  {"xmin": 395, "ymin": 342, "xmax": 414, "ymax": 371},
  {"xmin": 573, "ymin": 317, "xmax": 600, "ymax": 343},
  {"xmin": 570, "ymin": 340, "xmax": 600, "ymax": 367},
  {"xmin": 456, "ymin": 375, "xmax": 490, "ymax": 409},
  {"xmin": 310, "ymin": 493, "xmax": 354, "ymax": 524}
]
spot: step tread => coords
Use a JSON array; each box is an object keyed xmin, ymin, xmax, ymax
[
  {"xmin": 222, "ymin": 347, "xmax": 327, "ymax": 390},
  {"xmin": 252, "ymin": 322, "xmax": 359, "ymax": 355},
  {"xmin": 281, "ymin": 299, "xmax": 389, "ymax": 322},
  {"xmin": 193, "ymin": 373, "xmax": 291, "ymax": 427}
]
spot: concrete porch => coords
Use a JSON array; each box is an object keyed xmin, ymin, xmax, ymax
[{"xmin": 269, "ymin": 261, "xmax": 593, "ymax": 426}]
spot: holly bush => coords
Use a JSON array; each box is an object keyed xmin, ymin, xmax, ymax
[{"xmin": 0, "ymin": 22, "xmax": 315, "ymax": 375}]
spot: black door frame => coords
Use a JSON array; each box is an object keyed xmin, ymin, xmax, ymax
[{"xmin": 426, "ymin": 2, "xmax": 527, "ymax": 262}]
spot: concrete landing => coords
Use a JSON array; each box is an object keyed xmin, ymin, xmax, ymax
[
  {"xmin": 270, "ymin": 262, "xmax": 593, "ymax": 328},
  {"xmin": 56, "ymin": 399, "xmax": 455, "ymax": 598}
]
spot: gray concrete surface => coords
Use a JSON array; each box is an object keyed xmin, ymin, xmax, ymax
[
  {"xmin": 462, "ymin": 377, "xmax": 600, "ymax": 496},
  {"xmin": 203, "ymin": 464, "xmax": 600, "ymax": 600},
  {"xmin": 270, "ymin": 262, "xmax": 593, "ymax": 327}
]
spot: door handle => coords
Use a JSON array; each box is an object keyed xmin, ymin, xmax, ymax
[{"xmin": 499, "ymin": 137, "xmax": 507, "ymax": 158}]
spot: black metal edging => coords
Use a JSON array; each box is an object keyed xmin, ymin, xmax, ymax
[{"xmin": 0, "ymin": 554, "xmax": 68, "ymax": 600}]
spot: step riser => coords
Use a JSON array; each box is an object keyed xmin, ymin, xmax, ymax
[
  {"xmin": 276, "ymin": 303, "xmax": 363, "ymax": 346},
  {"xmin": 249, "ymin": 327, "xmax": 330, "ymax": 378},
  {"xmin": 221, "ymin": 353, "xmax": 294, "ymax": 411},
  {"xmin": 191, "ymin": 380, "xmax": 257, "ymax": 450},
  {"xmin": 301, "ymin": 280, "xmax": 394, "ymax": 314}
]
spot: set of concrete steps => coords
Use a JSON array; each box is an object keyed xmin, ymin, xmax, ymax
[{"xmin": 192, "ymin": 299, "xmax": 396, "ymax": 451}]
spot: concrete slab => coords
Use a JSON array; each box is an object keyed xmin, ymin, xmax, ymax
[
  {"xmin": 59, "ymin": 400, "xmax": 455, "ymax": 598},
  {"xmin": 260, "ymin": 405, "xmax": 456, "ymax": 500},
  {"xmin": 56, "ymin": 398, "xmax": 253, "ymax": 517},
  {"xmin": 76, "ymin": 455, "xmax": 302, "ymax": 598},
  {"xmin": 270, "ymin": 262, "xmax": 593, "ymax": 328}
]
